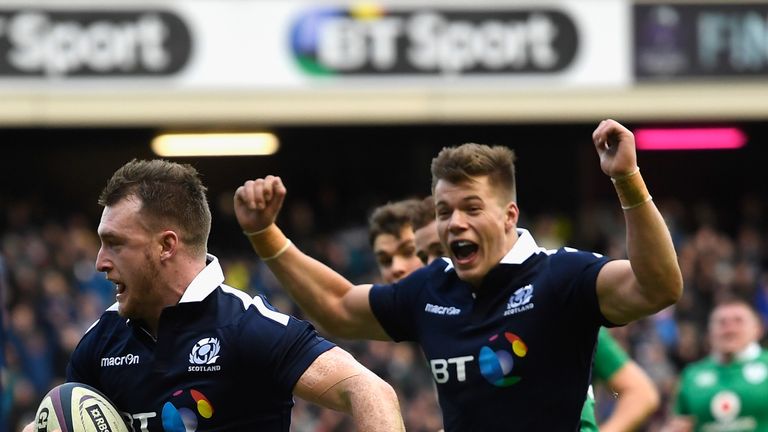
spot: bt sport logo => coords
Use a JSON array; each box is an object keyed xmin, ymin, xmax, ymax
[{"xmin": 289, "ymin": 3, "xmax": 578, "ymax": 76}]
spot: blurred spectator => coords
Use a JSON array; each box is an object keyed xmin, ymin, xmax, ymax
[{"xmin": 664, "ymin": 299, "xmax": 768, "ymax": 431}]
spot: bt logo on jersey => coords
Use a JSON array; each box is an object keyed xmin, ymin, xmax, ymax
[
  {"xmin": 479, "ymin": 332, "xmax": 528, "ymax": 387},
  {"xmin": 161, "ymin": 388, "xmax": 214, "ymax": 432},
  {"xmin": 429, "ymin": 332, "xmax": 529, "ymax": 386}
]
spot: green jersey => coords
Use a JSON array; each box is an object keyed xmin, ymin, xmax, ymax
[
  {"xmin": 580, "ymin": 328, "xmax": 631, "ymax": 432},
  {"xmin": 674, "ymin": 344, "xmax": 768, "ymax": 432}
]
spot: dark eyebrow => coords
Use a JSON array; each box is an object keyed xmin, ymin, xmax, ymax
[
  {"xmin": 436, "ymin": 194, "xmax": 483, "ymax": 207},
  {"xmin": 98, "ymin": 231, "xmax": 122, "ymax": 243}
]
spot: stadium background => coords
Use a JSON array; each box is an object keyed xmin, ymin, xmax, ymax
[{"xmin": 3, "ymin": 1, "xmax": 768, "ymax": 431}]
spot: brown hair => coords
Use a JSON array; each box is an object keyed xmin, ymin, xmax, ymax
[
  {"xmin": 367, "ymin": 198, "xmax": 421, "ymax": 247},
  {"xmin": 430, "ymin": 143, "xmax": 517, "ymax": 202},
  {"xmin": 411, "ymin": 195, "xmax": 436, "ymax": 231},
  {"xmin": 98, "ymin": 159, "xmax": 212, "ymax": 257},
  {"xmin": 711, "ymin": 295, "xmax": 761, "ymax": 322}
]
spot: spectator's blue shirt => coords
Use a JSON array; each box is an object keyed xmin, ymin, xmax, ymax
[
  {"xmin": 68, "ymin": 255, "xmax": 334, "ymax": 432},
  {"xmin": 369, "ymin": 229, "xmax": 612, "ymax": 432}
]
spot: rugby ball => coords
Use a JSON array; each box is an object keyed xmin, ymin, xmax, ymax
[{"xmin": 34, "ymin": 382, "xmax": 129, "ymax": 432}]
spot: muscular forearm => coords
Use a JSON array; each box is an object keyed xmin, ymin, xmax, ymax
[
  {"xmin": 342, "ymin": 374, "xmax": 406, "ymax": 432},
  {"xmin": 600, "ymin": 362, "xmax": 660, "ymax": 432},
  {"xmin": 248, "ymin": 224, "xmax": 387, "ymax": 340},
  {"xmin": 621, "ymin": 185, "xmax": 683, "ymax": 313},
  {"xmin": 599, "ymin": 386, "xmax": 658, "ymax": 432},
  {"xmin": 297, "ymin": 349, "xmax": 405, "ymax": 432},
  {"xmin": 592, "ymin": 120, "xmax": 683, "ymax": 322}
]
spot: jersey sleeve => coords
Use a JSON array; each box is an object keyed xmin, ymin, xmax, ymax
[
  {"xmin": 592, "ymin": 327, "xmax": 629, "ymax": 382},
  {"xmin": 672, "ymin": 367, "xmax": 693, "ymax": 416},
  {"xmin": 550, "ymin": 248, "xmax": 613, "ymax": 328},
  {"xmin": 368, "ymin": 264, "xmax": 433, "ymax": 342},
  {"xmin": 67, "ymin": 334, "xmax": 95, "ymax": 384},
  {"xmin": 239, "ymin": 295, "xmax": 335, "ymax": 396},
  {"xmin": 66, "ymin": 317, "xmax": 106, "ymax": 387}
]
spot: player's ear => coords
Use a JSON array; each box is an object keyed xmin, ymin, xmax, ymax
[
  {"xmin": 505, "ymin": 201, "xmax": 519, "ymax": 232},
  {"xmin": 158, "ymin": 230, "xmax": 179, "ymax": 261}
]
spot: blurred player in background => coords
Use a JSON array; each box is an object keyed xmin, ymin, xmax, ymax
[
  {"xmin": 23, "ymin": 159, "xmax": 404, "ymax": 432},
  {"xmin": 368, "ymin": 199, "xmax": 424, "ymax": 284},
  {"xmin": 411, "ymin": 196, "xmax": 660, "ymax": 432},
  {"xmin": 664, "ymin": 298, "xmax": 768, "ymax": 432},
  {"xmin": 587, "ymin": 327, "xmax": 660, "ymax": 432},
  {"xmin": 410, "ymin": 196, "xmax": 444, "ymax": 268},
  {"xmin": 235, "ymin": 119, "xmax": 683, "ymax": 430},
  {"xmin": 368, "ymin": 198, "xmax": 445, "ymax": 431}
]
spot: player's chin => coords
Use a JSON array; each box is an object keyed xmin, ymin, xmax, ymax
[
  {"xmin": 116, "ymin": 300, "xmax": 131, "ymax": 318},
  {"xmin": 455, "ymin": 267, "xmax": 484, "ymax": 287}
]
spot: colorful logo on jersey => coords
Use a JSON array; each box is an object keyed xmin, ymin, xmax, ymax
[
  {"xmin": 710, "ymin": 390, "xmax": 740, "ymax": 422},
  {"xmin": 478, "ymin": 332, "xmax": 528, "ymax": 387},
  {"xmin": 161, "ymin": 389, "xmax": 214, "ymax": 432},
  {"xmin": 189, "ymin": 338, "xmax": 220, "ymax": 365}
]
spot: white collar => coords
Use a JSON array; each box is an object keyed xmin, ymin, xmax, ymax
[
  {"xmin": 444, "ymin": 228, "xmax": 541, "ymax": 272},
  {"xmin": 713, "ymin": 342, "xmax": 762, "ymax": 364},
  {"xmin": 500, "ymin": 228, "xmax": 542, "ymax": 264},
  {"xmin": 178, "ymin": 254, "xmax": 225, "ymax": 303},
  {"xmin": 119, "ymin": 254, "xmax": 224, "ymax": 332}
]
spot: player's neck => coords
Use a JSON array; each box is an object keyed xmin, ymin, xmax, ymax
[{"xmin": 715, "ymin": 342, "xmax": 761, "ymax": 364}]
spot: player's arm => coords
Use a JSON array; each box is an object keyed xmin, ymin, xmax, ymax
[
  {"xmin": 660, "ymin": 372, "xmax": 695, "ymax": 432},
  {"xmin": 659, "ymin": 416, "xmax": 694, "ymax": 432},
  {"xmin": 599, "ymin": 361, "xmax": 660, "ymax": 432},
  {"xmin": 234, "ymin": 176, "xmax": 390, "ymax": 340},
  {"xmin": 591, "ymin": 119, "xmax": 683, "ymax": 324},
  {"xmin": 294, "ymin": 346, "xmax": 405, "ymax": 432}
]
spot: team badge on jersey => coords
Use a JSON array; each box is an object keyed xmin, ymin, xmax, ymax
[
  {"xmin": 504, "ymin": 285, "xmax": 534, "ymax": 316},
  {"xmin": 188, "ymin": 338, "xmax": 221, "ymax": 372},
  {"xmin": 710, "ymin": 390, "xmax": 741, "ymax": 422}
]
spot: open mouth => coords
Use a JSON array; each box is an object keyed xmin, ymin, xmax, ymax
[
  {"xmin": 451, "ymin": 240, "xmax": 479, "ymax": 261},
  {"xmin": 112, "ymin": 281, "xmax": 126, "ymax": 295}
]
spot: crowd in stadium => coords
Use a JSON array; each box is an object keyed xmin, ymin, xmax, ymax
[{"xmin": 2, "ymin": 189, "xmax": 767, "ymax": 431}]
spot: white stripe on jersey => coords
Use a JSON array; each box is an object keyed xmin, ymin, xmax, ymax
[{"xmin": 252, "ymin": 295, "xmax": 290, "ymax": 326}]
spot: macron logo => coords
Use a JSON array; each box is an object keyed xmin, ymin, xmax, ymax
[
  {"xmin": 425, "ymin": 303, "xmax": 461, "ymax": 316},
  {"xmin": 101, "ymin": 354, "xmax": 140, "ymax": 367}
]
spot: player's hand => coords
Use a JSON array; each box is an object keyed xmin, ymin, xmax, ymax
[
  {"xmin": 234, "ymin": 175, "xmax": 287, "ymax": 233},
  {"xmin": 659, "ymin": 417, "xmax": 694, "ymax": 432},
  {"xmin": 592, "ymin": 119, "xmax": 638, "ymax": 178},
  {"xmin": 21, "ymin": 422, "xmax": 58, "ymax": 432}
]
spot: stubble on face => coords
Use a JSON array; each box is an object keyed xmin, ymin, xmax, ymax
[{"xmin": 118, "ymin": 245, "xmax": 162, "ymax": 321}]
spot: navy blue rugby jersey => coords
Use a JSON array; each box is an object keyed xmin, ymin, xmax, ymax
[
  {"xmin": 369, "ymin": 229, "xmax": 612, "ymax": 432},
  {"xmin": 67, "ymin": 255, "xmax": 334, "ymax": 432}
]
